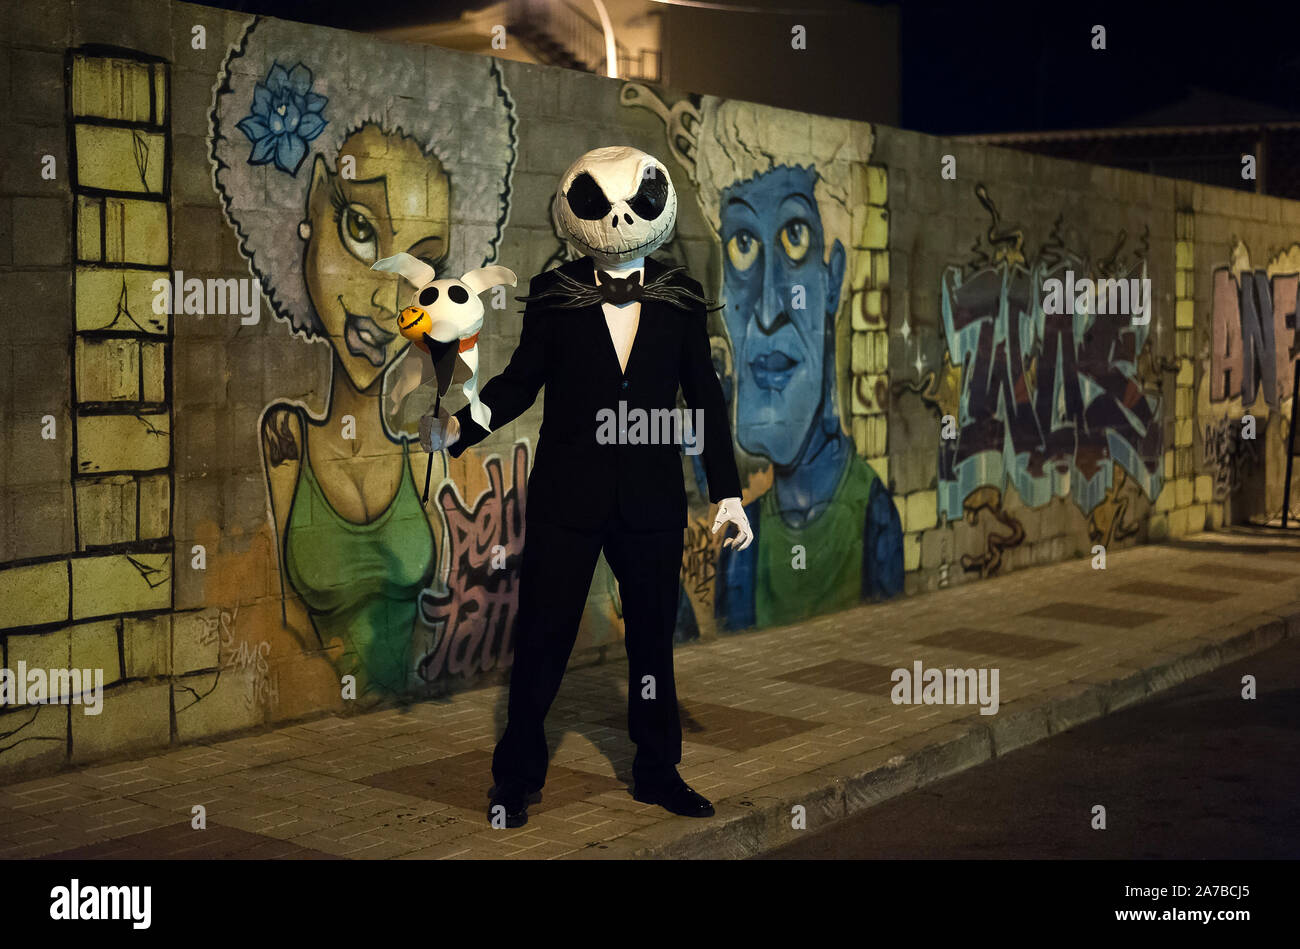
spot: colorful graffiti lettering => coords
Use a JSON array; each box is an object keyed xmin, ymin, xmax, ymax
[
  {"xmin": 938, "ymin": 187, "xmax": 1164, "ymax": 521},
  {"xmin": 1205, "ymin": 242, "xmax": 1297, "ymax": 502},
  {"xmin": 419, "ymin": 443, "xmax": 529, "ymax": 681},
  {"xmin": 1210, "ymin": 246, "xmax": 1298, "ymax": 407}
]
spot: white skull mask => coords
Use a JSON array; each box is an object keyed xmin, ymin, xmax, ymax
[{"xmin": 554, "ymin": 146, "xmax": 677, "ymax": 268}]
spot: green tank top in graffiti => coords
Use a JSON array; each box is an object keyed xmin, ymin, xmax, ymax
[
  {"xmin": 284, "ymin": 412, "xmax": 436, "ymax": 697},
  {"xmin": 755, "ymin": 450, "xmax": 877, "ymax": 628}
]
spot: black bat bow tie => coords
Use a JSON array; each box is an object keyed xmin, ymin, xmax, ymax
[
  {"xmin": 517, "ymin": 265, "xmax": 720, "ymax": 312},
  {"xmin": 596, "ymin": 271, "xmax": 643, "ymax": 305}
]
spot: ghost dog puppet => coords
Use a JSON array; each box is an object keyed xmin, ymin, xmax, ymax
[
  {"xmin": 424, "ymin": 145, "xmax": 753, "ymax": 827},
  {"xmin": 370, "ymin": 253, "xmax": 515, "ymax": 501}
]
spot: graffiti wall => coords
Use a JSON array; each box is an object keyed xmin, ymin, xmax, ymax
[
  {"xmin": 930, "ymin": 187, "xmax": 1165, "ymax": 576},
  {"xmin": 1, "ymin": 0, "xmax": 1296, "ymax": 773},
  {"xmin": 937, "ymin": 195, "xmax": 1163, "ymax": 520},
  {"xmin": 1202, "ymin": 240, "xmax": 1300, "ymax": 518}
]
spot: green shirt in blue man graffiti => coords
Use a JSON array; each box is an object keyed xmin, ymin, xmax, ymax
[{"xmin": 754, "ymin": 451, "xmax": 894, "ymax": 628}]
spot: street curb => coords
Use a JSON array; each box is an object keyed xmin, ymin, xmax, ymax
[{"xmin": 591, "ymin": 602, "xmax": 1300, "ymax": 860}]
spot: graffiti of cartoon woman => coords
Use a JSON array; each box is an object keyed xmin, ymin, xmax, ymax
[{"xmin": 211, "ymin": 17, "xmax": 516, "ymax": 700}]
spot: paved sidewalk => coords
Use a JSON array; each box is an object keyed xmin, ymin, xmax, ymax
[{"xmin": 2, "ymin": 529, "xmax": 1298, "ymax": 860}]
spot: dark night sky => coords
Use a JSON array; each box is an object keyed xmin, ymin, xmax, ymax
[
  {"xmin": 897, "ymin": 0, "xmax": 1300, "ymax": 134},
  {"xmin": 196, "ymin": 0, "xmax": 1300, "ymax": 134}
]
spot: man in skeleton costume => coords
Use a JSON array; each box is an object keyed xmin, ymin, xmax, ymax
[{"xmin": 422, "ymin": 146, "xmax": 751, "ymax": 826}]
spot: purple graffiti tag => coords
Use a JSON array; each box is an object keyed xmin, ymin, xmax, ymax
[{"xmin": 938, "ymin": 191, "xmax": 1163, "ymax": 518}]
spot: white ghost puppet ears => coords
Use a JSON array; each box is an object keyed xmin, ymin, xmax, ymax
[
  {"xmin": 372, "ymin": 252, "xmax": 437, "ymax": 288},
  {"xmin": 371, "ymin": 253, "xmax": 517, "ymax": 297},
  {"xmin": 461, "ymin": 265, "xmax": 517, "ymax": 296}
]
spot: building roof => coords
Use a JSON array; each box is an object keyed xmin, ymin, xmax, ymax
[
  {"xmin": 958, "ymin": 88, "xmax": 1300, "ymax": 144},
  {"xmin": 1121, "ymin": 87, "xmax": 1300, "ymax": 126}
]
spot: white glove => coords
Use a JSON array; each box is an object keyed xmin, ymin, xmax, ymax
[
  {"xmin": 711, "ymin": 497, "xmax": 753, "ymax": 551},
  {"xmin": 419, "ymin": 409, "xmax": 459, "ymax": 452}
]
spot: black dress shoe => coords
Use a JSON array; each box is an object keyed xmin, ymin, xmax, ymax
[
  {"xmin": 633, "ymin": 779, "xmax": 715, "ymax": 818},
  {"xmin": 487, "ymin": 785, "xmax": 530, "ymax": 828}
]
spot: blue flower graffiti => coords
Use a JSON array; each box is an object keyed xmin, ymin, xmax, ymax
[{"xmin": 236, "ymin": 62, "xmax": 327, "ymax": 175}]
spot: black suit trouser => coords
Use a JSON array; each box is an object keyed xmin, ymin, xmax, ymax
[{"xmin": 492, "ymin": 515, "xmax": 685, "ymax": 792}]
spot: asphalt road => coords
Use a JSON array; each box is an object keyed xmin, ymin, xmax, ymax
[{"xmin": 760, "ymin": 636, "xmax": 1300, "ymax": 859}]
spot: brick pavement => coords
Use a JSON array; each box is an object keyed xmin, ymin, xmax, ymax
[{"xmin": 2, "ymin": 529, "xmax": 1298, "ymax": 860}]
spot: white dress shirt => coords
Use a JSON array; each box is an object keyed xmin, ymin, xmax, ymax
[{"xmin": 597, "ymin": 257, "xmax": 644, "ymax": 373}]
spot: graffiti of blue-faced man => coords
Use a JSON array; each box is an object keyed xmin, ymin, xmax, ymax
[{"xmin": 696, "ymin": 99, "xmax": 903, "ymax": 628}]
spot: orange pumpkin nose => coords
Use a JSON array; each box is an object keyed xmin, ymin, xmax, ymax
[{"xmin": 398, "ymin": 306, "xmax": 431, "ymax": 341}]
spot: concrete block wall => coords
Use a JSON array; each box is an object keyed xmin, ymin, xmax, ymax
[{"xmin": 1, "ymin": 0, "xmax": 1297, "ymax": 775}]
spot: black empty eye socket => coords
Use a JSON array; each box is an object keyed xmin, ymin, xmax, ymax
[
  {"xmin": 565, "ymin": 172, "xmax": 612, "ymax": 221},
  {"xmin": 448, "ymin": 284, "xmax": 469, "ymax": 304},
  {"xmin": 418, "ymin": 286, "xmax": 439, "ymax": 306},
  {"xmin": 629, "ymin": 166, "xmax": 669, "ymax": 221}
]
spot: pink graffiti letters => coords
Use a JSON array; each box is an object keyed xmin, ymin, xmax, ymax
[
  {"xmin": 418, "ymin": 443, "xmax": 529, "ymax": 681},
  {"xmin": 1211, "ymin": 267, "xmax": 1297, "ymax": 407}
]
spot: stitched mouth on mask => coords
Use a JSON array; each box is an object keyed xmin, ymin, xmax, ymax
[
  {"xmin": 749, "ymin": 351, "xmax": 799, "ymax": 391},
  {"xmin": 566, "ymin": 221, "xmax": 672, "ymax": 258},
  {"xmin": 343, "ymin": 307, "xmax": 397, "ymax": 368}
]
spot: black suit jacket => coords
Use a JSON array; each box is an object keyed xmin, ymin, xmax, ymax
[{"xmin": 448, "ymin": 256, "xmax": 742, "ymax": 532}]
